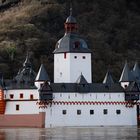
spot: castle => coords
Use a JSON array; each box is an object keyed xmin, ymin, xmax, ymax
[{"xmin": 0, "ymin": 8, "xmax": 140, "ymax": 128}]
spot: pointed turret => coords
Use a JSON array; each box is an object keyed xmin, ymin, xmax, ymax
[
  {"xmin": 35, "ymin": 64, "xmax": 50, "ymax": 82},
  {"xmin": 35, "ymin": 64, "xmax": 50, "ymax": 89},
  {"xmin": 133, "ymin": 61, "xmax": 140, "ymax": 81},
  {"xmin": 76, "ymin": 73, "xmax": 88, "ymax": 84},
  {"xmin": 119, "ymin": 61, "xmax": 134, "ymax": 82},
  {"xmin": 119, "ymin": 61, "xmax": 134, "ymax": 88},
  {"xmin": 103, "ymin": 70, "xmax": 114, "ymax": 85},
  {"xmin": 76, "ymin": 73, "xmax": 90, "ymax": 93},
  {"xmin": 13, "ymin": 53, "xmax": 36, "ymax": 88},
  {"xmin": 23, "ymin": 52, "xmax": 31, "ymax": 68}
]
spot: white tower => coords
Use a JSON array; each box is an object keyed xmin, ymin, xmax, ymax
[{"xmin": 53, "ymin": 8, "xmax": 92, "ymax": 83}]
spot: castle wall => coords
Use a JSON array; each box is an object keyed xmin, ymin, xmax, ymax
[
  {"xmin": 4, "ymin": 89, "xmax": 39, "ymax": 114},
  {"xmin": 45, "ymin": 92, "xmax": 137, "ymax": 127},
  {"xmin": 5, "ymin": 101, "xmax": 39, "ymax": 114}
]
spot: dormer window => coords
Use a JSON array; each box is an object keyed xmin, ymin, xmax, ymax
[{"xmin": 74, "ymin": 41, "xmax": 80, "ymax": 49}]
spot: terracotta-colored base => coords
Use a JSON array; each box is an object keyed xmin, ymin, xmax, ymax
[{"xmin": 0, "ymin": 112, "xmax": 45, "ymax": 128}]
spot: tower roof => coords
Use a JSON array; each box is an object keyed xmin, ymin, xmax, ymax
[
  {"xmin": 54, "ymin": 33, "xmax": 91, "ymax": 53},
  {"xmin": 54, "ymin": 6, "xmax": 91, "ymax": 54},
  {"xmin": 35, "ymin": 64, "xmax": 50, "ymax": 82},
  {"xmin": 76, "ymin": 73, "xmax": 88, "ymax": 84},
  {"xmin": 119, "ymin": 61, "xmax": 134, "ymax": 82},
  {"xmin": 103, "ymin": 70, "xmax": 114, "ymax": 84},
  {"xmin": 133, "ymin": 61, "xmax": 140, "ymax": 81},
  {"xmin": 14, "ymin": 54, "xmax": 36, "ymax": 87}
]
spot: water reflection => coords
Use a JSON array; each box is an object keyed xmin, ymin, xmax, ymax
[{"xmin": 0, "ymin": 127, "xmax": 139, "ymax": 140}]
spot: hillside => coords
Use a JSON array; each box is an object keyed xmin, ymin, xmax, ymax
[{"xmin": 0, "ymin": 0, "xmax": 140, "ymax": 82}]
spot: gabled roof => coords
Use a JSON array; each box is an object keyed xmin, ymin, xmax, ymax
[
  {"xmin": 35, "ymin": 64, "xmax": 50, "ymax": 82},
  {"xmin": 103, "ymin": 70, "xmax": 114, "ymax": 84},
  {"xmin": 119, "ymin": 61, "xmax": 134, "ymax": 82},
  {"xmin": 133, "ymin": 62, "xmax": 140, "ymax": 81},
  {"xmin": 76, "ymin": 74, "xmax": 88, "ymax": 84}
]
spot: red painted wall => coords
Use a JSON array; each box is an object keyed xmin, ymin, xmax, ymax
[{"xmin": 0, "ymin": 112, "xmax": 45, "ymax": 128}]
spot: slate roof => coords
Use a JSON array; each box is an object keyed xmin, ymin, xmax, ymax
[
  {"xmin": 133, "ymin": 62, "xmax": 140, "ymax": 81},
  {"xmin": 8, "ymin": 54, "xmax": 37, "ymax": 89},
  {"xmin": 103, "ymin": 70, "xmax": 114, "ymax": 85},
  {"xmin": 35, "ymin": 64, "xmax": 50, "ymax": 82},
  {"xmin": 119, "ymin": 61, "xmax": 134, "ymax": 82},
  {"xmin": 66, "ymin": 15, "xmax": 76, "ymax": 23},
  {"xmin": 49, "ymin": 83, "xmax": 124, "ymax": 93},
  {"xmin": 65, "ymin": 7, "xmax": 77, "ymax": 23},
  {"xmin": 76, "ymin": 74, "xmax": 88, "ymax": 84},
  {"xmin": 53, "ymin": 33, "xmax": 91, "ymax": 53}
]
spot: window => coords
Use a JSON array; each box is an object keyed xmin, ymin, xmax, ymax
[
  {"xmin": 62, "ymin": 110, "xmax": 67, "ymax": 115},
  {"xmin": 74, "ymin": 56, "xmax": 77, "ymax": 59},
  {"xmin": 82, "ymin": 56, "xmax": 86, "ymax": 59},
  {"xmin": 16, "ymin": 105, "xmax": 19, "ymax": 111},
  {"xmin": 20, "ymin": 93, "xmax": 23, "ymax": 99},
  {"xmin": 10, "ymin": 94, "xmax": 14, "ymax": 99},
  {"xmin": 77, "ymin": 110, "xmax": 81, "ymax": 115},
  {"xmin": 74, "ymin": 41, "xmax": 80, "ymax": 49},
  {"xmin": 60, "ymin": 72, "xmax": 62, "ymax": 77},
  {"xmin": 116, "ymin": 110, "xmax": 121, "ymax": 115},
  {"xmin": 90, "ymin": 110, "xmax": 94, "ymax": 115},
  {"xmin": 30, "ymin": 94, "xmax": 34, "ymax": 100},
  {"xmin": 40, "ymin": 83, "xmax": 44, "ymax": 87},
  {"xmin": 64, "ymin": 52, "xmax": 67, "ymax": 59},
  {"xmin": 124, "ymin": 85, "xmax": 128, "ymax": 88},
  {"xmin": 103, "ymin": 109, "xmax": 108, "ymax": 115}
]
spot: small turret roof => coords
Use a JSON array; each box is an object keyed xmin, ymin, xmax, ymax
[
  {"xmin": 133, "ymin": 61, "xmax": 140, "ymax": 81},
  {"xmin": 13, "ymin": 54, "xmax": 36, "ymax": 88},
  {"xmin": 35, "ymin": 64, "xmax": 50, "ymax": 81},
  {"xmin": 76, "ymin": 74, "xmax": 88, "ymax": 84},
  {"xmin": 103, "ymin": 70, "xmax": 114, "ymax": 84},
  {"xmin": 65, "ymin": 7, "xmax": 77, "ymax": 23},
  {"xmin": 119, "ymin": 61, "xmax": 134, "ymax": 82},
  {"xmin": 23, "ymin": 52, "xmax": 31, "ymax": 68}
]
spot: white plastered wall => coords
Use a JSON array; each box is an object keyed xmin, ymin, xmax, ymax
[
  {"xmin": 4, "ymin": 89, "xmax": 39, "ymax": 114},
  {"xmin": 45, "ymin": 92, "xmax": 137, "ymax": 127},
  {"xmin": 54, "ymin": 53, "xmax": 92, "ymax": 83}
]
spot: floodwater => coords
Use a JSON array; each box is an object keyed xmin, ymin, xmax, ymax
[{"xmin": 0, "ymin": 127, "xmax": 140, "ymax": 140}]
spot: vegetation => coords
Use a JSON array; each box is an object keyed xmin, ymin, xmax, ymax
[{"xmin": 0, "ymin": 0, "xmax": 140, "ymax": 82}]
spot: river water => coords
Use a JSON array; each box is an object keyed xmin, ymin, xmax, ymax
[{"xmin": 0, "ymin": 126, "xmax": 140, "ymax": 140}]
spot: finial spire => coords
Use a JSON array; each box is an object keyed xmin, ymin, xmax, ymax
[
  {"xmin": 70, "ymin": 4, "xmax": 72, "ymax": 16},
  {"xmin": 23, "ymin": 51, "xmax": 31, "ymax": 67}
]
